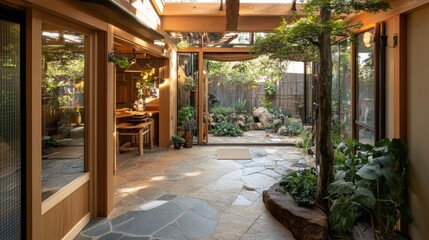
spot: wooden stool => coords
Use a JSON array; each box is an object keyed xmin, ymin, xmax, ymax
[{"xmin": 116, "ymin": 123, "xmax": 146, "ymax": 155}]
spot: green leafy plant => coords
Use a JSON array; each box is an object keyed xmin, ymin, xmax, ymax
[
  {"xmin": 210, "ymin": 106, "xmax": 235, "ymax": 116},
  {"xmin": 284, "ymin": 121, "xmax": 303, "ymax": 136},
  {"xmin": 235, "ymin": 99, "xmax": 247, "ymax": 113},
  {"xmin": 171, "ymin": 135, "xmax": 185, "ymax": 149},
  {"xmin": 183, "ymin": 76, "xmax": 196, "ymax": 91},
  {"xmin": 178, "ymin": 105, "xmax": 196, "ymax": 126},
  {"xmin": 295, "ymin": 130, "xmax": 313, "ymax": 153},
  {"xmin": 277, "ymin": 168, "xmax": 318, "ymax": 208},
  {"xmin": 213, "ymin": 120, "xmax": 243, "ymax": 136},
  {"xmin": 329, "ymin": 138, "xmax": 412, "ymax": 238},
  {"xmin": 268, "ymin": 106, "xmax": 285, "ymax": 119},
  {"xmin": 264, "ymin": 81, "xmax": 277, "ymax": 97}
]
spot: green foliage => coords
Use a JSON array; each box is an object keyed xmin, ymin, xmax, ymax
[
  {"xmin": 264, "ymin": 81, "xmax": 277, "ymax": 97},
  {"xmin": 295, "ymin": 130, "xmax": 313, "ymax": 153},
  {"xmin": 178, "ymin": 105, "xmax": 196, "ymax": 126},
  {"xmin": 329, "ymin": 138, "xmax": 412, "ymax": 238},
  {"xmin": 183, "ymin": 76, "xmax": 196, "ymax": 91},
  {"xmin": 171, "ymin": 135, "xmax": 185, "ymax": 145},
  {"xmin": 268, "ymin": 106, "xmax": 285, "ymax": 119},
  {"xmin": 112, "ymin": 56, "xmax": 130, "ymax": 69},
  {"xmin": 208, "ymin": 55, "xmax": 282, "ymax": 88},
  {"xmin": 210, "ymin": 106, "xmax": 235, "ymax": 116},
  {"xmin": 213, "ymin": 120, "xmax": 243, "ymax": 137},
  {"xmin": 235, "ymin": 99, "xmax": 248, "ymax": 113},
  {"xmin": 283, "ymin": 121, "xmax": 303, "ymax": 136},
  {"xmin": 177, "ymin": 40, "xmax": 190, "ymax": 49},
  {"xmin": 278, "ymin": 168, "xmax": 318, "ymax": 208}
]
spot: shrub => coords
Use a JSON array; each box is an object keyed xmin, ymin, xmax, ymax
[
  {"xmin": 284, "ymin": 121, "xmax": 303, "ymax": 136},
  {"xmin": 264, "ymin": 81, "xmax": 277, "ymax": 97},
  {"xmin": 277, "ymin": 168, "xmax": 317, "ymax": 208},
  {"xmin": 268, "ymin": 106, "xmax": 284, "ymax": 119},
  {"xmin": 235, "ymin": 98, "xmax": 247, "ymax": 113},
  {"xmin": 213, "ymin": 120, "xmax": 243, "ymax": 136},
  {"xmin": 295, "ymin": 130, "xmax": 313, "ymax": 153},
  {"xmin": 171, "ymin": 135, "xmax": 185, "ymax": 145},
  {"xmin": 210, "ymin": 106, "xmax": 235, "ymax": 116},
  {"xmin": 329, "ymin": 138, "xmax": 412, "ymax": 237},
  {"xmin": 178, "ymin": 105, "xmax": 196, "ymax": 126}
]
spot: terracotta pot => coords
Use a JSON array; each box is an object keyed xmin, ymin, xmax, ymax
[{"xmin": 184, "ymin": 131, "xmax": 193, "ymax": 148}]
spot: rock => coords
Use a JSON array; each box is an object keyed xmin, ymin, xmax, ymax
[
  {"xmin": 228, "ymin": 113, "xmax": 238, "ymax": 123},
  {"xmin": 277, "ymin": 126, "xmax": 287, "ymax": 135},
  {"xmin": 252, "ymin": 107, "xmax": 275, "ymax": 128},
  {"xmin": 283, "ymin": 116, "xmax": 290, "ymax": 127},
  {"xmin": 238, "ymin": 120, "xmax": 246, "ymax": 129},
  {"xmin": 71, "ymin": 126, "xmax": 85, "ymax": 138},
  {"xmin": 237, "ymin": 114, "xmax": 246, "ymax": 122},
  {"xmin": 208, "ymin": 114, "xmax": 214, "ymax": 124},
  {"xmin": 254, "ymin": 122, "xmax": 263, "ymax": 130},
  {"xmin": 272, "ymin": 119, "xmax": 283, "ymax": 132},
  {"xmin": 263, "ymin": 183, "xmax": 328, "ymax": 240}
]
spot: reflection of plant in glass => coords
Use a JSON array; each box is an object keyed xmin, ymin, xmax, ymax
[
  {"xmin": 136, "ymin": 68, "xmax": 155, "ymax": 100},
  {"xmin": 43, "ymin": 51, "xmax": 84, "ymax": 121},
  {"xmin": 183, "ymin": 76, "xmax": 196, "ymax": 91}
]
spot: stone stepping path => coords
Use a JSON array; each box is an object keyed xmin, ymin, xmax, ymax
[{"xmin": 78, "ymin": 195, "xmax": 219, "ymax": 240}]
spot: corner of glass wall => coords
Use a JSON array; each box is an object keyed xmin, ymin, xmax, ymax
[{"xmin": 41, "ymin": 23, "xmax": 87, "ymax": 201}]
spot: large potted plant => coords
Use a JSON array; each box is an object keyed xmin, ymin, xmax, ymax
[{"xmin": 183, "ymin": 119, "xmax": 197, "ymax": 148}]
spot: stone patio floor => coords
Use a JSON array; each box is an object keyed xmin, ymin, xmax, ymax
[{"xmin": 77, "ymin": 145, "xmax": 315, "ymax": 240}]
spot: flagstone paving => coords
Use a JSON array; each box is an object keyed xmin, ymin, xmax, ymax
[{"xmin": 76, "ymin": 146, "xmax": 315, "ymax": 240}]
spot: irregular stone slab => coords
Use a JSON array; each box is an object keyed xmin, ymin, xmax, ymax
[
  {"xmin": 153, "ymin": 222, "xmax": 187, "ymax": 240},
  {"xmin": 241, "ymin": 173, "xmax": 277, "ymax": 190},
  {"xmin": 177, "ymin": 212, "xmax": 217, "ymax": 239},
  {"xmin": 263, "ymin": 183, "xmax": 328, "ymax": 240},
  {"xmin": 81, "ymin": 220, "xmax": 111, "ymax": 237},
  {"xmin": 99, "ymin": 232, "xmax": 124, "ymax": 240},
  {"xmin": 233, "ymin": 195, "xmax": 253, "ymax": 206}
]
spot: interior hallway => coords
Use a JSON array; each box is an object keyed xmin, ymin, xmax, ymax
[{"xmin": 77, "ymin": 146, "xmax": 315, "ymax": 239}]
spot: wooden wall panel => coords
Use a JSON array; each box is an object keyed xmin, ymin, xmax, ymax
[{"xmin": 41, "ymin": 182, "xmax": 89, "ymax": 240}]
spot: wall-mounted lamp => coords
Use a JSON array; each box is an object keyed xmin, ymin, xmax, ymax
[
  {"xmin": 363, "ymin": 31, "xmax": 374, "ymax": 48},
  {"xmin": 381, "ymin": 33, "xmax": 398, "ymax": 48}
]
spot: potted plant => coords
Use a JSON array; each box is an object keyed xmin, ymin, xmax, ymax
[
  {"xmin": 171, "ymin": 135, "xmax": 185, "ymax": 149},
  {"xmin": 183, "ymin": 119, "xmax": 197, "ymax": 148}
]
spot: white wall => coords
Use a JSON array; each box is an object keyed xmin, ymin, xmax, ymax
[{"xmin": 407, "ymin": 6, "xmax": 429, "ymax": 239}]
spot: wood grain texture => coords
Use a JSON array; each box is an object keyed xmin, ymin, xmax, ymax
[
  {"xmin": 349, "ymin": 0, "xmax": 429, "ymax": 29},
  {"xmin": 26, "ymin": 8, "xmax": 43, "ymax": 240},
  {"xmin": 226, "ymin": 0, "xmax": 240, "ymax": 31},
  {"xmin": 41, "ymin": 183, "xmax": 90, "ymax": 240}
]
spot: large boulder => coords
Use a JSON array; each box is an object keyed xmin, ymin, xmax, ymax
[
  {"xmin": 272, "ymin": 119, "xmax": 283, "ymax": 132},
  {"xmin": 277, "ymin": 126, "xmax": 287, "ymax": 135},
  {"xmin": 263, "ymin": 183, "xmax": 328, "ymax": 240},
  {"xmin": 254, "ymin": 122, "xmax": 263, "ymax": 130},
  {"xmin": 237, "ymin": 114, "xmax": 246, "ymax": 122},
  {"xmin": 253, "ymin": 107, "xmax": 275, "ymax": 128},
  {"xmin": 228, "ymin": 113, "xmax": 238, "ymax": 123}
]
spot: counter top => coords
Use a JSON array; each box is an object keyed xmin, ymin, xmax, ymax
[{"xmin": 115, "ymin": 109, "xmax": 159, "ymax": 118}]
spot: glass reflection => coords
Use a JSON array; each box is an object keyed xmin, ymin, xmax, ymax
[{"xmin": 41, "ymin": 24, "xmax": 86, "ymax": 201}]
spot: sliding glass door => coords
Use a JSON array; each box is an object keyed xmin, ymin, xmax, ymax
[{"xmin": 0, "ymin": 7, "xmax": 25, "ymax": 239}]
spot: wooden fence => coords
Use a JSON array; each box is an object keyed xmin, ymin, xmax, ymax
[{"xmin": 209, "ymin": 73, "xmax": 308, "ymax": 117}]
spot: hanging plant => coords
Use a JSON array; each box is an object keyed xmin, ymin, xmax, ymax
[{"xmin": 108, "ymin": 49, "xmax": 130, "ymax": 69}]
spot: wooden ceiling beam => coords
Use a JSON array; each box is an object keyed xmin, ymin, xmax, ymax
[
  {"xmin": 161, "ymin": 16, "xmax": 283, "ymax": 32},
  {"xmin": 161, "ymin": 2, "xmax": 299, "ymax": 16},
  {"xmin": 226, "ymin": 0, "xmax": 240, "ymax": 31}
]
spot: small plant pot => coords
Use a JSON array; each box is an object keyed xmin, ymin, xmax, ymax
[{"xmin": 173, "ymin": 143, "xmax": 182, "ymax": 149}]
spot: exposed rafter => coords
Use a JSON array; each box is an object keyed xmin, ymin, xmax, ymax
[{"xmin": 226, "ymin": 0, "xmax": 240, "ymax": 31}]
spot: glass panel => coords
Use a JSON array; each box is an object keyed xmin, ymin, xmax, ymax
[
  {"xmin": 356, "ymin": 29, "xmax": 375, "ymax": 128},
  {"xmin": 358, "ymin": 126, "xmax": 374, "ymax": 145},
  {"xmin": 331, "ymin": 43, "xmax": 340, "ymax": 135},
  {"xmin": 305, "ymin": 62, "xmax": 313, "ymax": 125},
  {"xmin": 339, "ymin": 39, "xmax": 352, "ymax": 139},
  {"xmin": 177, "ymin": 53, "xmax": 199, "ymax": 143},
  {"xmin": 41, "ymin": 24, "xmax": 86, "ymax": 201},
  {"xmin": 0, "ymin": 18, "xmax": 22, "ymax": 239}
]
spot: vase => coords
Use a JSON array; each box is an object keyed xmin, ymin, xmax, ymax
[{"xmin": 184, "ymin": 131, "xmax": 193, "ymax": 148}]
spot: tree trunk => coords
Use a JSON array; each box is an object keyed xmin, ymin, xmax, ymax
[{"xmin": 316, "ymin": 6, "xmax": 334, "ymax": 212}]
